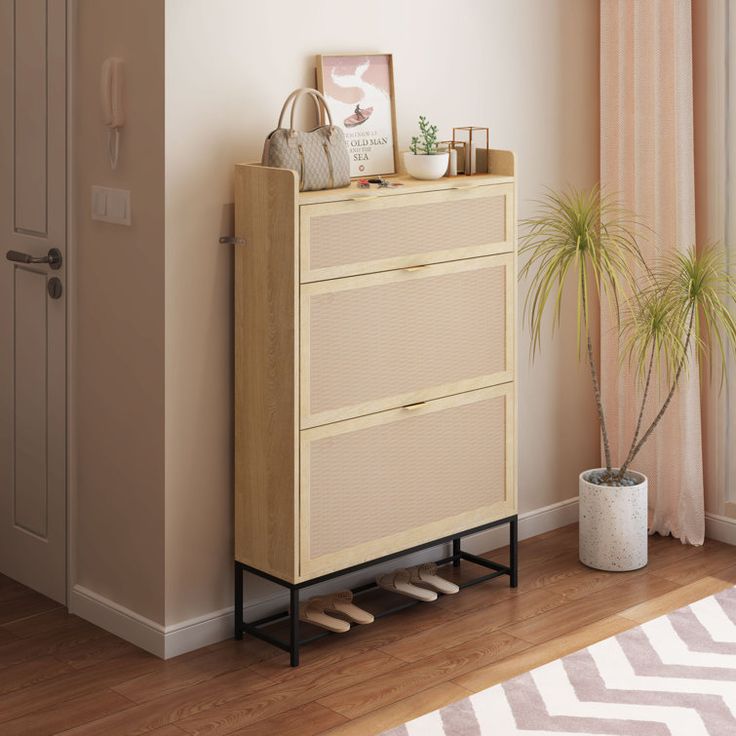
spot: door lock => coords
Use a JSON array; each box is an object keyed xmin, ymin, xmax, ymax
[{"xmin": 47, "ymin": 277, "xmax": 63, "ymax": 299}]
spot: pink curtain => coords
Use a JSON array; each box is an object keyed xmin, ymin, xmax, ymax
[{"xmin": 600, "ymin": 0, "xmax": 704, "ymax": 544}]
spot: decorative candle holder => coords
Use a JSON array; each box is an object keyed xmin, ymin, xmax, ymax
[
  {"xmin": 440, "ymin": 139, "xmax": 468, "ymax": 176},
  {"xmin": 439, "ymin": 140, "xmax": 463, "ymax": 177},
  {"xmin": 452, "ymin": 127, "xmax": 489, "ymax": 175}
]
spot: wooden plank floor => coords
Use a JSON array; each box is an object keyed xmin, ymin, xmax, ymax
[{"xmin": 0, "ymin": 524, "xmax": 734, "ymax": 735}]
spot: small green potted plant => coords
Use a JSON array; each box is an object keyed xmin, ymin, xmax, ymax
[
  {"xmin": 521, "ymin": 188, "xmax": 736, "ymax": 571},
  {"xmin": 404, "ymin": 115, "xmax": 449, "ymax": 180}
]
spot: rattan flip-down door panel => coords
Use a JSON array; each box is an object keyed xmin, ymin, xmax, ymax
[
  {"xmin": 301, "ymin": 254, "xmax": 513, "ymax": 428},
  {"xmin": 300, "ymin": 183, "xmax": 513, "ymax": 282},
  {"xmin": 300, "ymin": 385, "xmax": 515, "ymax": 578}
]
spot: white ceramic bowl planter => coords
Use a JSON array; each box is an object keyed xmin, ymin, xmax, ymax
[
  {"xmin": 579, "ymin": 469, "xmax": 648, "ymax": 571},
  {"xmin": 403, "ymin": 151, "xmax": 449, "ymax": 180}
]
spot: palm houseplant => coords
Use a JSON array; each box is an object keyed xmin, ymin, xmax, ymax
[
  {"xmin": 521, "ymin": 188, "xmax": 736, "ymax": 571},
  {"xmin": 404, "ymin": 115, "xmax": 449, "ymax": 180}
]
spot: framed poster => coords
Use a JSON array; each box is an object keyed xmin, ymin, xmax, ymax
[{"xmin": 316, "ymin": 53, "xmax": 398, "ymax": 178}]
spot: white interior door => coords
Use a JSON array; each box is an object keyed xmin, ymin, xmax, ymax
[{"xmin": 0, "ymin": 0, "xmax": 67, "ymax": 603}]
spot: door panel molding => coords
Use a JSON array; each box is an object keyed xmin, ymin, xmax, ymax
[
  {"xmin": 12, "ymin": 266, "xmax": 49, "ymax": 538},
  {"xmin": 13, "ymin": 0, "xmax": 50, "ymax": 236}
]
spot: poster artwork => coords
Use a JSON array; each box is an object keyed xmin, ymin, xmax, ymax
[{"xmin": 319, "ymin": 55, "xmax": 396, "ymax": 177}]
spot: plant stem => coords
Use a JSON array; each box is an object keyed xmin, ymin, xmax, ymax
[
  {"xmin": 618, "ymin": 342, "xmax": 655, "ymax": 480},
  {"xmin": 624, "ymin": 306, "xmax": 696, "ymax": 471},
  {"xmin": 581, "ymin": 282, "xmax": 612, "ymax": 474}
]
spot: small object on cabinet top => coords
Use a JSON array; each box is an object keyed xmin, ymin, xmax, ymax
[
  {"xmin": 452, "ymin": 127, "xmax": 490, "ymax": 176},
  {"xmin": 355, "ymin": 177, "xmax": 404, "ymax": 189}
]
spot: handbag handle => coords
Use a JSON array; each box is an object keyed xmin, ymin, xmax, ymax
[
  {"xmin": 277, "ymin": 88, "xmax": 321, "ymax": 127},
  {"xmin": 277, "ymin": 87, "xmax": 333, "ymax": 135}
]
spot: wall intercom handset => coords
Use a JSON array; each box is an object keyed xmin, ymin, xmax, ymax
[{"xmin": 101, "ymin": 57, "xmax": 125, "ymax": 170}]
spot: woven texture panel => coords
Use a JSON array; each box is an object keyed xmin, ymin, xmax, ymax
[
  {"xmin": 308, "ymin": 195, "xmax": 506, "ymax": 270},
  {"xmin": 307, "ymin": 264, "xmax": 506, "ymax": 416},
  {"xmin": 308, "ymin": 395, "xmax": 507, "ymax": 559}
]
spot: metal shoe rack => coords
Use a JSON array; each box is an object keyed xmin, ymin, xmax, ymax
[{"xmin": 234, "ymin": 514, "xmax": 518, "ymax": 667}]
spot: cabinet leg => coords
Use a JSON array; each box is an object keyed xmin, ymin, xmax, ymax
[
  {"xmin": 452, "ymin": 537, "xmax": 461, "ymax": 567},
  {"xmin": 509, "ymin": 517, "xmax": 518, "ymax": 588},
  {"xmin": 234, "ymin": 563, "xmax": 243, "ymax": 640},
  {"xmin": 290, "ymin": 587, "xmax": 300, "ymax": 667}
]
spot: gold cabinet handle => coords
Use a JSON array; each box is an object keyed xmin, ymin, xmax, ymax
[
  {"xmin": 452, "ymin": 183, "xmax": 486, "ymax": 191},
  {"xmin": 402, "ymin": 401, "xmax": 426, "ymax": 410},
  {"xmin": 350, "ymin": 194, "xmax": 381, "ymax": 201}
]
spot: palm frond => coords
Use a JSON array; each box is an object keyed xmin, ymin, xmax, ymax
[
  {"xmin": 522, "ymin": 186, "xmax": 736, "ymax": 482},
  {"xmin": 656, "ymin": 245, "xmax": 736, "ymax": 384},
  {"xmin": 520, "ymin": 186, "xmax": 644, "ymax": 358},
  {"xmin": 619, "ymin": 282, "xmax": 687, "ymax": 386}
]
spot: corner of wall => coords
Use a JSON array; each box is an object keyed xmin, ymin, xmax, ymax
[{"xmin": 71, "ymin": 0, "xmax": 167, "ymax": 636}]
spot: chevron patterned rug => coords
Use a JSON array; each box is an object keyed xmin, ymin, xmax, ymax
[{"xmin": 381, "ymin": 586, "xmax": 736, "ymax": 735}]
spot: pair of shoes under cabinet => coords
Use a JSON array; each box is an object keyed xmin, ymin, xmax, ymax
[{"xmin": 233, "ymin": 150, "xmax": 518, "ymax": 665}]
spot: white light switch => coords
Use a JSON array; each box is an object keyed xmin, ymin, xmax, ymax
[
  {"xmin": 92, "ymin": 188, "xmax": 107, "ymax": 218},
  {"xmin": 91, "ymin": 186, "xmax": 131, "ymax": 225},
  {"xmin": 107, "ymin": 191, "xmax": 127, "ymax": 220}
]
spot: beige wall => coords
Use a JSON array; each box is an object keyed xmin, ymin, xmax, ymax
[
  {"xmin": 73, "ymin": 0, "xmax": 166, "ymax": 623},
  {"xmin": 163, "ymin": 0, "xmax": 601, "ymax": 625},
  {"xmin": 69, "ymin": 0, "xmax": 601, "ymax": 633}
]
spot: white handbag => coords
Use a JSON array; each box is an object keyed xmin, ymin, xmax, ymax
[{"xmin": 262, "ymin": 88, "xmax": 351, "ymax": 192}]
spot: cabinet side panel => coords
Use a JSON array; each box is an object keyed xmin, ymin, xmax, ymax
[
  {"xmin": 477, "ymin": 148, "xmax": 516, "ymax": 177},
  {"xmin": 234, "ymin": 165, "xmax": 298, "ymax": 580},
  {"xmin": 510, "ymin": 170, "xmax": 518, "ymax": 515}
]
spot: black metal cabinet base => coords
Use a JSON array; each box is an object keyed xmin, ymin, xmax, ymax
[{"xmin": 234, "ymin": 515, "xmax": 518, "ymax": 667}]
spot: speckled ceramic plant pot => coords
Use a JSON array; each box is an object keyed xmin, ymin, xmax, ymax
[{"xmin": 579, "ymin": 469, "xmax": 648, "ymax": 571}]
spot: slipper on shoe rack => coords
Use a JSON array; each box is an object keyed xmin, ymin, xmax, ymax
[
  {"xmin": 325, "ymin": 591, "xmax": 374, "ymax": 625},
  {"xmin": 299, "ymin": 598, "xmax": 350, "ymax": 633},
  {"xmin": 376, "ymin": 569, "xmax": 438, "ymax": 602},
  {"xmin": 408, "ymin": 562, "xmax": 459, "ymax": 595}
]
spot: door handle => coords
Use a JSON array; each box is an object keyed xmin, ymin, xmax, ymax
[{"xmin": 6, "ymin": 247, "xmax": 62, "ymax": 270}]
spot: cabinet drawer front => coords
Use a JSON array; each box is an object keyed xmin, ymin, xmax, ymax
[
  {"xmin": 301, "ymin": 255, "xmax": 514, "ymax": 428},
  {"xmin": 300, "ymin": 386, "xmax": 515, "ymax": 578},
  {"xmin": 300, "ymin": 183, "xmax": 513, "ymax": 282}
]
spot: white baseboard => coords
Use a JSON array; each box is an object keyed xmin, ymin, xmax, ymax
[
  {"xmin": 705, "ymin": 512, "xmax": 736, "ymax": 546},
  {"xmin": 69, "ymin": 585, "xmax": 234, "ymax": 659},
  {"xmin": 70, "ymin": 497, "xmax": 580, "ymax": 659},
  {"xmin": 462, "ymin": 496, "xmax": 579, "ymax": 556},
  {"xmin": 163, "ymin": 606, "xmax": 234, "ymax": 658},
  {"xmin": 70, "ymin": 585, "xmax": 166, "ymax": 658}
]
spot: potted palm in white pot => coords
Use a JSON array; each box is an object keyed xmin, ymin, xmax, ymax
[{"xmin": 521, "ymin": 188, "xmax": 736, "ymax": 571}]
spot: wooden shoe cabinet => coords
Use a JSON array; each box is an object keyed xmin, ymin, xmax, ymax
[{"xmin": 233, "ymin": 150, "xmax": 519, "ymax": 665}]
